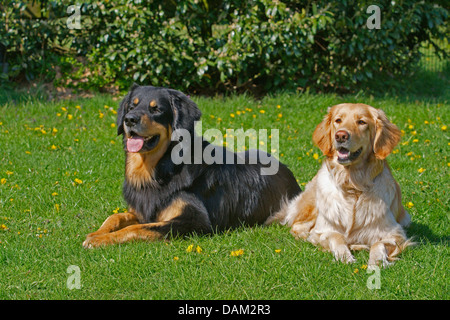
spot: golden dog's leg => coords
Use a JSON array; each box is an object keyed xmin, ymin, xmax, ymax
[
  {"xmin": 368, "ymin": 233, "xmax": 412, "ymax": 268},
  {"xmin": 322, "ymin": 232, "xmax": 355, "ymax": 264}
]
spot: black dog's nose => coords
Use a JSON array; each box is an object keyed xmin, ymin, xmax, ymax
[
  {"xmin": 335, "ymin": 130, "xmax": 349, "ymax": 143},
  {"xmin": 124, "ymin": 113, "xmax": 140, "ymax": 127}
]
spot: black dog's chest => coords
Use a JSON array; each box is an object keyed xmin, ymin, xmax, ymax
[{"xmin": 123, "ymin": 183, "xmax": 164, "ymax": 223}]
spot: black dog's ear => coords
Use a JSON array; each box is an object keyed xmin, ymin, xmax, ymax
[
  {"xmin": 116, "ymin": 92, "xmax": 130, "ymax": 136},
  {"xmin": 167, "ymin": 89, "xmax": 201, "ymax": 134}
]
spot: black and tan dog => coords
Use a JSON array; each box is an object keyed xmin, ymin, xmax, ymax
[{"xmin": 83, "ymin": 85, "xmax": 301, "ymax": 248}]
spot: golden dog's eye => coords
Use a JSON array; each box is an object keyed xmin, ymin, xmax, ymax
[
  {"xmin": 358, "ymin": 120, "xmax": 366, "ymax": 125},
  {"xmin": 335, "ymin": 119, "xmax": 342, "ymax": 124}
]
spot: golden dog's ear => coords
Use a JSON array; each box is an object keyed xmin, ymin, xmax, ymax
[
  {"xmin": 373, "ymin": 109, "xmax": 401, "ymax": 159},
  {"xmin": 313, "ymin": 109, "xmax": 333, "ymax": 157}
]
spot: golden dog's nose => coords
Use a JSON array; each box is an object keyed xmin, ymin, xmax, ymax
[{"xmin": 335, "ymin": 130, "xmax": 349, "ymax": 143}]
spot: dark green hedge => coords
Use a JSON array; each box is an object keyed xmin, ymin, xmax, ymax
[{"xmin": 0, "ymin": 0, "xmax": 448, "ymax": 93}]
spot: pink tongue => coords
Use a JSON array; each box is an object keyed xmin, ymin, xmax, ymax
[{"xmin": 127, "ymin": 137, "xmax": 145, "ymax": 153}]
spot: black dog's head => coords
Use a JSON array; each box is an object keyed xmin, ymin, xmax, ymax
[{"xmin": 116, "ymin": 84, "xmax": 201, "ymax": 154}]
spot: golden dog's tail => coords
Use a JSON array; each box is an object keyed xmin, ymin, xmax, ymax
[{"xmin": 265, "ymin": 194, "xmax": 301, "ymax": 226}]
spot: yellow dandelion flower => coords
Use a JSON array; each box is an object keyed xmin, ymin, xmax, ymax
[
  {"xmin": 111, "ymin": 123, "xmax": 116, "ymax": 128},
  {"xmin": 277, "ymin": 105, "xmax": 281, "ymax": 109},
  {"xmin": 196, "ymin": 245, "xmax": 202, "ymax": 253},
  {"xmin": 236, "ymin": 111, "xmax": 241, "ymax": 115},
  {"xmin": 67, "ymin": 114, "xmax": 73, "ymax": 120},
  {"xmin": 361, "ymin": 264, "xmax": 368, "ymax": 270},
  {"xmin": 230, "ymin": 113, "xmax": 235, "ymax": 118},
  {"xmin": 56, "ymin": 113, "xmax": 62, "ymax": 117},
  {"xmin": 75, "ymin": 105, "xmax": 81, "ymax": 110},
  {"xmin": 441, "ymin": 125, "xmax": 447, "ymax": 131},
  {"xmin": 278, "ymin": 113, "xmax": 282, "ymax": 118},
  {"xmin": 6, "ymin": 171, "xmax": 13, "ymax": 175},
  {"xmin": 406, "ymin": 202, "xmax": 414, "ymax": 209},
  {"xmin": 418, "ymin": 168, "xmax": 425, "ymax": 173},
  {"xmin": 393, "ymin": 149, "xmax": 399, "ymax": 154},
  {"xmin": 61, "ymin": 107, "xmax": 67, "ymax": 112},
  {"xmin": 210, "ymin": 115, "xmax": 215, "ymax": 119},
  {"xmin": 275, "ymin": 249, "xmax": 281, "ymax": 253},
  {"xmin": 353, "ymin": 268, "xmax": 359, "ymax": 274},
  {"xmin": 99, "ymin": 112, "xmax": 104, "ymax": 119},
  {"xmin": 173, "ymin": 256, "xmax": 179, "ymax": 261},
  {"xmin": 230, "ymin": 249, "xmax": 244, "ymax": 256},
  {"xmin": 51, "ymin": 145, "xmax": 57, "ymax": 150},
  {"xmin": 259, "ymin": 110, "xmax": 265, "ymax": 114},
  {"xmin": 413, "ymin": 139, "xmax": 419, "ymax": 143},
  {"xmin": 424, "ymin": 121, "xmax": 429, "ymax": 124},
  {"xmin": 1, "ymin": 178, "xmax": 7, "ymax": 184},
  {"xmin": 55, "ymin": 204, "xmax": 60, "ymax": 212},
  {"xmin": 52, "ymin": 192, "xmax": 58, "ymax": 196},
  {"xmin": 186, "ymin": 244, "xmax": 194, "ymax": 253},
  {"xmin": 408, "ymin": 125, "xmax": 414, "ymax": 129},
  {"xmin": 313, "ymin": 153, "xmax": 319, "ymax": 160},
  {"xmin": 74, "ymin": 178, "xmax": 83, "ymax": 185},
  {"xmin": 411, "ymin": 131, "xmax": 417, "ymax": 135},
  {"xmin": 52, "ymin": 128, "xmax": 58, "ymax": 133}
]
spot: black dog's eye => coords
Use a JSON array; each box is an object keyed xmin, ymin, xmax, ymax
[
  {"xmin": 335, "ymin": 118, "xmax": 342, "ymax": 124},
  {"xmin": 358, "ymin": 120, "xmax": 366, "ymax": 125},
  {"xmin": 149, "ymin": 100, "xmax": 161, "ymax": 113}
]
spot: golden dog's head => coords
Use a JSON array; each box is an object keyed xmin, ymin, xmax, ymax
[{"xmin": 312, "ymin": 103, "xmax": 401, "ymax": 166}]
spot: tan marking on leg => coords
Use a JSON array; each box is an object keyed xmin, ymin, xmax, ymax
[
  {"xmin": 83, "ymin": 212, "xmax": 139, "ymax": 247},
  {"xmin": 83, "ymin": 222, "xmax": 169, "ymax": 248},
  {"xmin": 157, "ymin": 198, "xmax": 187, "ymax": 222}
]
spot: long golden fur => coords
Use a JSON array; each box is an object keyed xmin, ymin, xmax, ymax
[{"xmin": 276, "ymin": 103, "xmax": 412, "ymax": 267}]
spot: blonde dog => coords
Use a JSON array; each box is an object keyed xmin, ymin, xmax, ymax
[{"xmin": 275, "ymin": 103, "xmax": 412, "ymax": 267}]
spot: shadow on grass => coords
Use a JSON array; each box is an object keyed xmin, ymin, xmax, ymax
[{"xmin": 408, "ymin": 221, "xmax": 450, "ymax": 246}]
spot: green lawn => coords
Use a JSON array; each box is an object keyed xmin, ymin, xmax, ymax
[{"xmin": 0, "ymin": 81, "xmax": 448, "ymax": 299}]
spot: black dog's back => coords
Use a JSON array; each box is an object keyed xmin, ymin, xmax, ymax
[{"xmin": 186, "ymin": 142, "xmax": 301, "ymax": 231}]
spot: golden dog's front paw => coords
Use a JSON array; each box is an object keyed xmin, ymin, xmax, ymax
[{"xmin": 333, "ymin": 245, "xmax": 356, "ymax": 264}]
